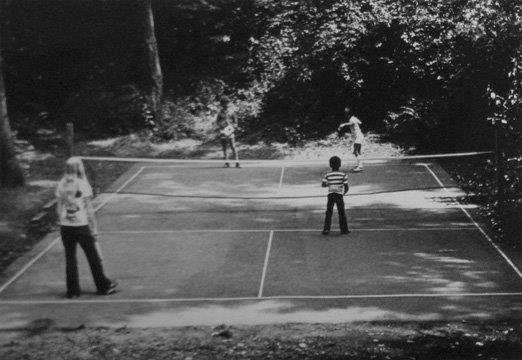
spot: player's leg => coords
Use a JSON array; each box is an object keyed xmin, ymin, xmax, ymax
[
  {"xmin": 229, "ymin": 137, "xmax": 240, "ymax": 168},
  {"xmin": 336, "ymin": 195, "xmax": 350, "ymax": 234},
  {"xmin": 60, "ymin": 227, "xmax": 81, "ymax": 298},
  {"xmin": 353, "ymin": 143, "xmax": 363, "ymax": 172},
  {"xmin": 323, "ymin": 194, "xmax": 335, "ymax": 235},
  {"xmin": 220, "ymin": 138, "xmax": 230, "ymax": 167},
  {"xmin": 77, "ymin": 226, "xmax": 115, "ymax": 294}
]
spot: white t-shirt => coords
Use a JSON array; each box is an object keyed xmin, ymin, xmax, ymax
[
  {"xmin": 347, "ymin": 116, "xmax": 364, "ymax": 144},
  {"xmin": 56, "ymin": 178, "xmax": 93, "ymax": 227}
]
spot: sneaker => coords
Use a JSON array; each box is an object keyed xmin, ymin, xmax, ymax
[
  {"xmin": 341, "ymin": 230, "xmax": 351, "ymax": 235},
  {"xmin": 99, "ymin": 280, "xmax": 118, "ymax": 295},
  {"xmin": 223, "ymin": 162, "xmax": 230, "ymax": 168},
  {"xmin": 352, "ymin": 166, "xmax": 363, "ymax": 172},
  {"xmin": 322, "ymin": 230, "xmax": 330, "ymax": 235},
  {"xmin": 235, "ymin": 162, "xmax": 241, "ymax": 168},
  {"xmin": 66, "ymin": 293, "xmax": 80, "ymax": 299}
]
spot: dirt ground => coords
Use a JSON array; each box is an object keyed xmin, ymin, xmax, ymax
[{"xmin": 1, "ymin": 321, "xmax": 521, "ymax": 359}]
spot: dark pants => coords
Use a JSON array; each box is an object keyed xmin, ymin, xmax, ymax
[
  {"xmin": 220, "ymin": 136, "xmax": 238, "ymax": 161},
  {"xmin": 323, "ymin": 193, "xmax": 349, "ymax": 233},
  {"xmin": 60, "ymin": 226, "xmax": 111, "ymax": 296}
]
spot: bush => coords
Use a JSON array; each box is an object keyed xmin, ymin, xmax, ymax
[
  {"xmin": 57, "ymin": 84, "xmax": 151, "ymax": 137},
  {"xmin": 149, "ymin": 80, "xmax": 261, "ymax": 142}
]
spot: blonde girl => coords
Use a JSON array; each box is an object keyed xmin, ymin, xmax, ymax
[{"xmin": 56, "ymin": 157, "xmax": 117, "ymax": 298}]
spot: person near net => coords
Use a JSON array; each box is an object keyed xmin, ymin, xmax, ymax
[
  {"xmin": 55, "ymin": 157, "xmax": 118, "ymax": 298},
  {"xmin": 322, "ymin": 156, "xmax": 350, "ymax": 235},
  {"xmin": 216, "ymin": 96, "xmax": 240, "ymax": 168},
  {"xmin": 337, "ymin": 107, "xmax": 364, "ymax": 172}
]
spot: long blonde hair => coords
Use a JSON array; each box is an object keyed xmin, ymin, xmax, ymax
[{"xmin": 57, "ymin": 157, "xmax": 89, "ymax": 200}]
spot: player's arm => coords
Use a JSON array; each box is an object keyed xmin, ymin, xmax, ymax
[
  {"xmin": 56, "ymin": 198, "xmax": 63, "ymax": 222},
  {"xmin": 337, "ymin": 122, "xmax": 350, "ymax": 137},
  {"xmin": 84, "ymin": 197, "xmax": 98, "ymax": 236},
  {"xmin": 55, "ymin": 186, "xmax": 63, "ymax": 223},
  {"xmin": 230, "ymin": 112, "xmax": 238, "ymax": 128},
  {"xmin": 343, "ymin": 184, "xmax": 349, "ymax": 195},
  {"xmin": 321, "ymin": 176, "xmax": 328, "ymax": 187}
]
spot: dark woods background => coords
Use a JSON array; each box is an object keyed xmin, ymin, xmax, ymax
[{"xmin": 1, "ymin": 0, "xmax": 520, "ymax": 152}]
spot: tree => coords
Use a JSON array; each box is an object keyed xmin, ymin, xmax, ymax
[
  {"xmin": 137, "ymin": 0, "xmax": 163, "ymax": 121},
  {"xmin": 0, "ymin": 30, "xmax": 24, "ymax": 187}
]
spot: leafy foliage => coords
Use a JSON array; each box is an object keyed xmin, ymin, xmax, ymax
[{"xmin": 248, "ymin": 0, "xmax": 522, "ymax": 150}]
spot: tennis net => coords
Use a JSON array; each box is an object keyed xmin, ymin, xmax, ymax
[{"xmin": 80, "ymin": 151, "xmax": 499, "ymax": 201}]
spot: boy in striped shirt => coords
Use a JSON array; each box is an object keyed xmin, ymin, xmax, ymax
[{"xmin": 321, "ymin": 156, "xmax": 350, "ymax": 235}]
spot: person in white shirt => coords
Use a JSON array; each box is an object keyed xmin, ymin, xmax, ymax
[
  {"xmin": 216, "ymin": 96, "xmax": 240, "ymax": 168},
  {"xmin": 337, "ymin": 107, "xmax": 365, "ymax": 172},
  {"xmin": 56, "ymin": 157, "xmax": 117, "ymax": 298}
]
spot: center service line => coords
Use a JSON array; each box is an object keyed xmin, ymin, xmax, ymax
[
  {"xmin": 258, "ymin": 230, "xmax": 274, "ymax": 298},
  {"xmin": 278, "ymin": 166, "xmax": 285, "ymax": 189}
]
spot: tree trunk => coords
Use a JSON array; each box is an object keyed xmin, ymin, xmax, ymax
[
  {"xmin": 0, "ymin": 29, "xmax": 24, "ymax": 188},
  {"xmin": 138, "ymin": 0, "xmax": 163, "ymax": 122}
]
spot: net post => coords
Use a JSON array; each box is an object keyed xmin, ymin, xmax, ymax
[
  {"xmin": 65, "ymin": 122, "xmax": 74, "ymax": 157},
  {"xmin": 493, "ymin": 118, "xmax": 505, "ymax": 209}
]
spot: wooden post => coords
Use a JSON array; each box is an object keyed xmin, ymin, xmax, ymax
[
  {"xmin": 66, "ymin": 123, "xmax": 74, "ymax": 157},
  {"xmin": 494, "ymin": 119, "xmax": 504, "ymax": 208}
]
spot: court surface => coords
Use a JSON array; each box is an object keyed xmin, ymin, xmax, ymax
[{"xmin": 1, "ymin": 158, "xmax": 522, "ymax": 328}]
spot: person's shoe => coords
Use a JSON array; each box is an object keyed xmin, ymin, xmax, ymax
[
  {"xmin": 223, "ymin": 162, "xmax": 230, "ymax": 168},
  {"xmin": 99, "ymin": 280, "xmax": 118, "ymax": 295},
  {"xmin": 235, "ymin": 162, "xmax": 241, "ymax": 168},
  {"xmin": 322, "ymin": 230, "xmax": 330, "ymax": 235},
  {"xmin": 352, "ymin": 166, "xmax": 363, "ymax": 172},
  {"xmin": 341, "ymin": 230, "xmax": 351, "ymax": 235},
  {"xmin": 66, "ymin": 293, "xmax": 80, "ymax": 299}
]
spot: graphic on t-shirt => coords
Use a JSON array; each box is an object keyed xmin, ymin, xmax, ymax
[
  {"xmin": 64, "ymin": 200, "xmax": 80, "ymax": 222},
  {"xmin": 57, "ymin": 180, "xmax": 91, "ymax": 226}
]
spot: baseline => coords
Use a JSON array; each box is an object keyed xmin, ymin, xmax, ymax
[{"xmin": 2, "ymin": 292, "xmax": 522, "ymax": 305}]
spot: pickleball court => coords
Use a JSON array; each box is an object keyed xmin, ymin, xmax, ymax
[{"xmin": 1, "ymin": 156, "xmax": 522, "ymax": 328}]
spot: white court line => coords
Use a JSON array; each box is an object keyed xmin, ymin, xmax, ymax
[
  {"xmin": 423, "ymin": 164, "xmax": 522, "ymax": 280},
  {"xmin": 0, "ymin": 166, "xmax": 146, "ymax": 295},
  {"xmin": 80, "ymin": 152, "xmax": 492, "ymax": 164},
  {"xmin": 94, "ymin": 166, "xmax": 145, "ymax": 212},
  {"xmin": 99, "ymin": 227, "xmax": 477, "ymax": 235},
  {"xmin": 278, "ymin": 166, "xmax": 285, "ymax": 188},
  {"xmin": 2, "ymin": 291, "xmax": 522, "ymax": 305},
  {"xmin": 258, "ymin": 230, "xmax": 274, "ymax": 298}
]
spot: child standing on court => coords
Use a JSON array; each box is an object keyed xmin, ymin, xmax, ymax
[
  {"xmin": 56, "ymin": 157, "xmax": 117, "ymax": 298},
  {"xmin": 216, "ymin": 96, "xmax": 240, "ymax": 168},
  {"xmin": 337, "ymin": 107, "xmax": 364, "ymax": 172},
  {"xmin": 322, "ymin": 156, "xmax": 350, "ymax": 235}
]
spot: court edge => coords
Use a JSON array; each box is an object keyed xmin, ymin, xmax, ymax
[{"xmin": 1, "ymin": 292, "xmax": 522, "ymax": 305}]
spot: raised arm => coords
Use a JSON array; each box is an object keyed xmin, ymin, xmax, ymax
[{"xmin": 337, "ymin": 122, "xmax": 350, "ymax": 137}]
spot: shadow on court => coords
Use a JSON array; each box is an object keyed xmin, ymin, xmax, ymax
[{"xmin": 1, "ymin": 161, "xmax": 522, "ymax": 328}]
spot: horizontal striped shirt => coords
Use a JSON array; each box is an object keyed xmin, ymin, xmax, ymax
[{"xmin": 322, "ymin": 171, "xmax": 348, "ymax": 194}]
